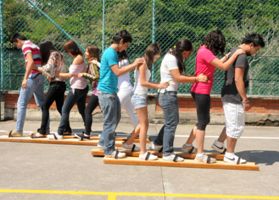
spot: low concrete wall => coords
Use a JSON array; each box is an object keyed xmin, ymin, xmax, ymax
[{"xmin": 2, "ymin": 91, "xmax": 279, "ymax": 126}]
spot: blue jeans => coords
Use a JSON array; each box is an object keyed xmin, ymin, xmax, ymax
[
  {"xmin": 154, "ymin": 92, "xmax": 179, "ymax": 155},
  {"xmin": 57, "ymin": 86, "xmax": 88, "ymax": 135},
  {"xmin": 16, "ymin": 74, "xmax": 45, "ymax": 132},
  {"xmin": 98, "ymin": 92, "xmax": 121, "ymax": 155}
]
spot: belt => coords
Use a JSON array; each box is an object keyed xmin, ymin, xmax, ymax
[{"xmin": 160, "ymin": 91, "xmax": 177, "ymax": 95}]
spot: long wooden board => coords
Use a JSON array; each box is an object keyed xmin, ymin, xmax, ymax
[
  {"xmin": 103, "ymin": 157, "xmax": 259, "ymax": 171},
  {"xmin": 0, "ymin": 131, "xmax": 144, "ymax": 143},
  {"xmin": 0, "ymin": 135, "xmax": 123, "ymax": 147},
  {"xmin": 91, "ymin": 148, "xmax": 224, "ymax": 160},
  {"xmin": 81, "ymin": 136, "xmax": 145, "ymax": 143}
]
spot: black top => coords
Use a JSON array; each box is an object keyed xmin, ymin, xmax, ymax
[{"xmin": 221, "ymin": 47, "xmax": 250, "ymax": 104}]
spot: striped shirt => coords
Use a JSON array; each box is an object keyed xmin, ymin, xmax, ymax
[{"xmin": 22, "ymin": 40, "xmax": 42, "ymax": 74}]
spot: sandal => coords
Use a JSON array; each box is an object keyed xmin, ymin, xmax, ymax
[{"xmin": 30, "ymin": 132, "xmax": 47, "ymax": 139}]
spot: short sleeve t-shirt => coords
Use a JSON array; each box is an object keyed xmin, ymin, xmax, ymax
[
  {"xmin": 221, "ymin": 48, "xmax": 250, "ymax": 104},
  {"xmin": 22, "ymin": 40, "xmax": 41, "ymax": 74},
  {"xmin": 191, "ymin": 45, "xmax": 216, "ymax": 95},
  {"xmin": 160, "ymin": 53, "xmax": 179, "ymax": 92},
  {"xmin": 97, "ymin": 47, "xmax": 119, "ymax": 94}
]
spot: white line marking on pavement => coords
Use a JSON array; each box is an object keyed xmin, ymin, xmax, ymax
[{"xmin": 175, "ymin": 135, "xmax": 279, "ymax": 140}]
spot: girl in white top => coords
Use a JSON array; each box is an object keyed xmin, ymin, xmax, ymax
[
  {"xmin": 151, "ymin": 39, "xmax": 207, "ymax": 161},
  {"xmin": 54, "ymin": 40, "xmax": 88, "ymax": 139},
  {"xmin": 131, "ymin": 43, "xmax": 168, "ymax": 160},
  {"xmin": 117, "ymin": 51, "xmax": 141, "ymax": 150},
  {"xmin": 117, "ymin": 51, "xmax": 139, "ymax": 127}
]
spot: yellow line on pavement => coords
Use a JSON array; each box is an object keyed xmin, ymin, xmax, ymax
[{"xmin": 0, "ymin": 189, "xmax": 279, "ymax": 199}]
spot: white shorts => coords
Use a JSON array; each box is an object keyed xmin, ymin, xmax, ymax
[{"xmin": 223, "ymin": 102, "xmax": 245, "ymax": 139}]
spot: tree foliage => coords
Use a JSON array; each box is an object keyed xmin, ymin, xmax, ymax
[{"xmin": 2, "ymin": 0, "xmax": 279, "ymax": 94}]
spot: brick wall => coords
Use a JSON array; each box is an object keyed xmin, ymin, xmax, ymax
[{"xmin": 2, "ymin": 91, "xmax": 279, "ymax": 125}]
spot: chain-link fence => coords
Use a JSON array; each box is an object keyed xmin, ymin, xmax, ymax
[{"xmin": 1, "ymin": 0, "xmax": 279, "ymax": 96}]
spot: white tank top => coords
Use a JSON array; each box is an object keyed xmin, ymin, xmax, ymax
[{"xmin": 133, "ymin": 67, "xmax": 151, "ymax": 95}]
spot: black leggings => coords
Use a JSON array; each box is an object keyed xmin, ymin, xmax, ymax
[
  {"xmin": 192, "ymin": 92, "xmax": 210, "ymax": 131},
  {"xmin": 39, "ymin": 81, "xmax": 66, "ymax": 134},
  {"xmin": 85, "ymin": 94, "xmax": 99, "ymax": 134}
]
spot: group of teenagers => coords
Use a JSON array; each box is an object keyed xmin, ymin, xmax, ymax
[{"xmin": 9, "ymin": 29, "xmax": 265, "ymax": 164}]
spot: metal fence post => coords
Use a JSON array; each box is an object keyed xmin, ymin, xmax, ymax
[
  {"xmin": 0, "ymin": 0, "xmax": 3, "ymax": 120},
  {"xmin": 0, "ymin": 0, "xmax": 3, "ymax": 91},
  {"xmin": 151, "ymin": 0, "xmax": 156, "ymax": 82},
  {"xmin": 102, "ymin": 0, "xmax": 106, "ymax": 52}
]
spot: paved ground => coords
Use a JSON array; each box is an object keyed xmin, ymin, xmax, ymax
[{"xmin": 0, "ymin": 120, "xmax": 278, "ymax": 200}]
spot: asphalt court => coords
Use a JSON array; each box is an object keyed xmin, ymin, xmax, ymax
[{"xmin": 0, "ymin": 120, "xmax": 278, "ymax": 200}]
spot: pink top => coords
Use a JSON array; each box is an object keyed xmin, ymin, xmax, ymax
[
  {"xmin": 191, "ymin": 45, "xmax": 216, "ymax": 95},
  {"xmin": 69, "ymin": 63, "xmax": 87, "ymax": 89}
]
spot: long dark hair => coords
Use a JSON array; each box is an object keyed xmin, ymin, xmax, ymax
[
  {"xmin": 144, "ymin": 43, "xmax": 161, "ymax": 69},
  {"xmin": 39, "ymin": 41, "xmax": 57, "ymax": 65},
  {"xmin": 169, "ymin": 39, "xmax": 193, "ymax": 73},
  {"xmin": 204, "ymin": 29, "xmax": 226, "ymax": 55},
  {"xmin": 63, "ymin": 40, "xmax": 83, "ymax": 56},
  {"xmin": 86, "ymin": 45, "xmax": 100, "ymax": 62}
]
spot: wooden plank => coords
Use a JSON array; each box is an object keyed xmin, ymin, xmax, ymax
[
  {"xmin": 62, "ymin": 135, "xmax": 129, "ymax": 141},
  {"xmin": 84, "ymin": 136, "xmax": 145, "ymax": 143},
  {"xmin": 0, "ymin": 135, "xmax": 123, "ymax": 147},
  {"xmin": 1, "ymin": 134, "xmax": 141, "ymax": 142},
  {"xmin": 103, "ymin": 157, "xmax": 259, "ymax": 171},
  {"xmin": 0, "ymin": 131, "xmax": 147, "ymax": 143},
  {"xmin": 91, "ymin": 149, "xmax": 224, "ymax": 160}
]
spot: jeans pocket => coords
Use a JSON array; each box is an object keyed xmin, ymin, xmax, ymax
[{"xmin": 106, "ymin": 94, "xmax": 116, "ymax": 101}]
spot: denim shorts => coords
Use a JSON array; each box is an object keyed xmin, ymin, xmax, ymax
[{"xmin": 131, "ymin": 94, "xmax": 147, "ymax": 109}]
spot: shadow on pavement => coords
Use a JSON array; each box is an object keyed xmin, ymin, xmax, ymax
[{"xmin": 238, "ymin": 150, "xmax": 279, "ymax": 165}]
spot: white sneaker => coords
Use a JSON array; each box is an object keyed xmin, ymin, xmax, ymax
[
  {"xmin": 97, "ymin": 143, "xmax": 104, "ymax": 148},
  {"xmin": 105, "ymin": 150, "xmax": 126, "ymax": 159},
  {"xmin": 195, "ymin": 153, "xmax": 216, "ymax": 164},
  {"xmin": 139, "ymin": 152, "xmax": 158, "ymax": 160},
  {"xmin": 181, "ymin": 144, "xmax": 197, "ymax": 154},
  {"xmin": 211, "ymin": 140, "xmax": 226, "ymax": 154},
  {"xmin": 224, "ymin": 154, "xmax": 247, "ymax": 164},
  {"xmin": 48, "ymin": 132, "xmax": 63, "ymax": 140},
  {"xmin": 163, "ymin": 154, "xmax": 184, "ymax": 162},
  {"xmin": 149, "ymin": 141, "xmax": 163, "ymax": 151},
  {"xmin": 122, "ymin": 143, "xmax": 140, "ymax": 152}
]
